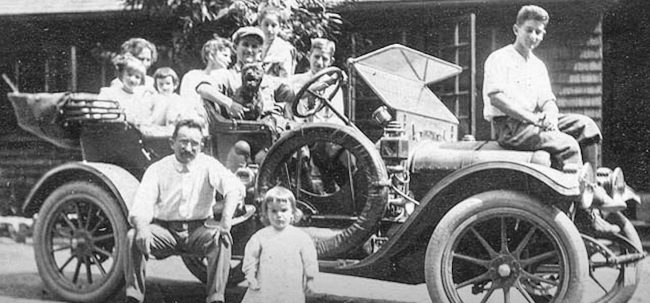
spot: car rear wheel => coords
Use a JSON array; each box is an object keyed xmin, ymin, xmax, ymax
[
  {"xmin": 33, "ymin": 181, "xmax": 127, "ymax": 303},
  {"xmin": 425, "ymin": 190, "xmax": 588, "ymax": 303}
]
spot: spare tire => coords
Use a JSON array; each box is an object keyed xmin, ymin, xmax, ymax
[{"xmin": 256, "ymin": 123, "xmax": 389, "ymax": 258}]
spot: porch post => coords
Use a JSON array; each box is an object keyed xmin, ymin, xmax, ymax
[{"xmin": 70, "ymin": 45, "xmax": 77, "ymax": 92}]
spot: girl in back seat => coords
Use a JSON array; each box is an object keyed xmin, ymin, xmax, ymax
[{"xmin": 98, "ymin": 54, "xmax": 154, "ymax": 125}]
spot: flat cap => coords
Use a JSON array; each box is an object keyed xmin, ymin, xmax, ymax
[{"xmin": 232, "ymin": 26, "xmax": 264, "ymax": 45}]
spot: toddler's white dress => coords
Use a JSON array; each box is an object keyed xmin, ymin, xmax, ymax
[{"xmin": 241, "ymin": 225, "xmax": 318, "ymax": 303}]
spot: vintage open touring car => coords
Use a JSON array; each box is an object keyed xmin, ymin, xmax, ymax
[{"xmin": 8, "ymin": 44, "xmax": 646, "ymax": 303}]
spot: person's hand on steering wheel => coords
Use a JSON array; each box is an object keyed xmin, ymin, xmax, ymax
[
  {"xmin": 291, "ymin": 67, "xmax": 344, "ymax": 119},
  {"xmin": 309, "ymin": 73, "xmax": 341, "ymax": 92}
]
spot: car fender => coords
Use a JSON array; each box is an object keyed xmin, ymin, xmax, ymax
[
  {"xmin": 329, "ymin": 161, "xmax": 581, "ymax": 281},
  {"xmin": 22, "ymin": 162, "xmax": 140, "ymax": 217}
]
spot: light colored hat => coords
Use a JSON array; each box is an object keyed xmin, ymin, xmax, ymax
[
  {"xmin": 232, "ymin": 26, "xmax": 265, "ymax": 45},
  {"xmin": 204, "ymin": 204, "xmax": 257, "ymax": 228}
]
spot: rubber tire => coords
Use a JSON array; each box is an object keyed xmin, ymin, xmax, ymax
[
  {"xmin": 257, "ymin": 123, "xmax": 388, "ymax": 258},
  {"xmin": 180, "ymin": 256, "xmax": 245, "ymax": 286},
  {"xmin": 33, "ymin": 181, "xmax": 128, "ymax": 303},
  {"xmin": 425, "ymin": 190, "xmax": 589, "ymax": 303},
  {"xmin": 589, "ymin": 211, "xmax": 643, "ymax": 303}
]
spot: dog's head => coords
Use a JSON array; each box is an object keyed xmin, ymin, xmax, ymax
[{"xmin": 241, "ymin": 62, "xmax": 264, "ymax": 94}]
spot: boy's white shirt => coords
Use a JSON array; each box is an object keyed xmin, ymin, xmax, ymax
[{"xmin": 482, "ymin": 44, "xmax": 555, "ymax": 121}]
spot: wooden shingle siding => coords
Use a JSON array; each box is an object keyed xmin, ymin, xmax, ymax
[
  {"xmin": 556, "ymin": 85, "xmax": 602, "ymax": 96},
  {"xmin": 543, "ymin": 21, "xmax": 604, "ymax": 128},
  {"xmin": 553, "ymin": 73, "xmax": 601, "ymax": 84},
  {"xmin": 555, "ymin": 96, "xmax": 602, "ymax": 107}
]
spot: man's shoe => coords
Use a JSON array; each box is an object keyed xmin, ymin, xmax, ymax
[
  {"xmin": 588, "ymin": 209, "xmax": 621, "ymax": 235},
  {"xmin": 124, "ymin": 296, "xmax": 140, "ymax": 303},
  {"xmin": 591, "ymin": 185, "xmax": 627, "ymax": 212}
]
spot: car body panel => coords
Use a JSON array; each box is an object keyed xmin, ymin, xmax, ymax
[{"xmin": 22, "ymin": 162, "xmax": 139, "ymax": 216}]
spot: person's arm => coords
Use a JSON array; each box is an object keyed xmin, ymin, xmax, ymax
[
  {"xmin": 148, "ymin": 95, "xmax": 169, "ymax": 126},
  {"xmin": 484, "ymin": 52, "xmax": 544, "ymax": 126},
  {"xmin": 196, "ymin": 82, "xmax": 245, "ymax": 118},
  {"xmin": 242, "ymin": 233, "xmax": 261, "ymax": 290},
  {"xmin": 489, "ymin": 92, "xmax": 544, "ymax": 125},
  {"xmin": 301, "ymin": 232, "xmax": 318, "ymax": 294},
  {"xmin": 533, "ymin": 99, "xmax": 558, "ymax": 131},
  {"xmin": 128, "ymin": 164, "xmax": 160, "ymax": 255},
  {"xmin": 208, "ymin": 157, "xmax": 246, "ymax": 233},
  {"xmin": 264, "ymin": 79, "xmax": 295, "ymax": 117},
  {"xmin": 535, "ymin": 64, "xmax": 559, "ymax": 131},
  {"xmin": 219, "ymin": 190, "xmax": 241, "ymax": 234}
]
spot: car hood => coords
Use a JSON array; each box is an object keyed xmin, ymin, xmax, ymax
[{"xmin": 349, "ymin": 44, "xmax": 462, "ymax": 124}]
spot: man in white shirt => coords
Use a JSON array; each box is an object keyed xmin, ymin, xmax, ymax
[
  {"xmin": 483, "ymin": 5, "xmax": 622, "ymax": 233},
  {"xmin": 124, "ymin": 119, "xmax": 245, "ymax": 303}
]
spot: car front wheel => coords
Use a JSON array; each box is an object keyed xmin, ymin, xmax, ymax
[
  {"xmin": 33, "ymin": 181, "xmax": 127, "ymax": 303},
  {"xmin": 425, "ymin": 190, "xmax": 588, "ymax": 303}
]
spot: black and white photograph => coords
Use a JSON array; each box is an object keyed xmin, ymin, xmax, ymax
[{"xmin": 0, "ymin": 0, "xmax": 649, "ymax": 302}]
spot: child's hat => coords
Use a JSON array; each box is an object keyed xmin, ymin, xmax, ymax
[{"xmin": 232, "ymin": 27, "xmax": 265, "ymax": 45}]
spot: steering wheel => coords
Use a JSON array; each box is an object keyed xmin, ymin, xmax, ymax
[{"xmin": 291, "ymin": 66, "xmax": 344, "ymax": 118}]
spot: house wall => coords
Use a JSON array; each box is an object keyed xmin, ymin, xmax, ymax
[
  {"xmin": 0, "ymin": 1, "xmax": 620, "ymax": 214},
  {"xmin": 0, "ymin": 12, "xmax": 175, "ymax": 215},
  {"xmin": 602, "ymin": 0, "xmax": 650, "ymax": 192},
  {"xmin": 338, "ymin": 3, "xmax": 606, "ymax": 142},
  {"xmin": 337, "ymin": 1, "xmax": 604, "ymax": 139}
]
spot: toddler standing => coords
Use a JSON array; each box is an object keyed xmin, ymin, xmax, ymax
[{"xmin": 241, "ymin": 186, "xmax": 318, "ymax": 303}]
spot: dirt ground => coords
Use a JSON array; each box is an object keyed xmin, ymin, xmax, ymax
[{"xmin": 0, "ymin": 217, "xmax": 648, "ymax": 303}]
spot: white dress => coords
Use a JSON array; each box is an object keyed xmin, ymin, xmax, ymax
[
  {"xmin": 241, "ymin": 225, "xmax": 318, "ymax": 303},
  {"xmin": 97, "ymin": 86, "xmax": 152, "ymax": 124}
]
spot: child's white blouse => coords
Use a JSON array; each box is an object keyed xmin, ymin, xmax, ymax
[{"xmin": 241, "ymin": 225, "xmax": 318, "ymax": 303}]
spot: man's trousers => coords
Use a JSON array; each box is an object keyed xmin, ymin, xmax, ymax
[
  {"xmin": 493, "ymin": 113, "xmax": 602, "ymax": 170},
  {"xmin": 124, "ymin": 220, "xmax": 231, "ymax": 303}
]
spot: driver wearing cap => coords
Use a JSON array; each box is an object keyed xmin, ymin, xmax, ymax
[{"xmin": 208, "ymin": 26, "xmax": 294, "ymax": 122}]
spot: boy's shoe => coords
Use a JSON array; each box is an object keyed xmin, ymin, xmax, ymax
[
  {"xmin": 591, "ymin": 186, "xmax": 627, "ymax": 212},
  {"xmin": 575, "ymin": 208, "xmax": 620, "ymax": 235},
  {"xmin": 588, "ymin": 209, "xmax": 621, "ymax": 235}
]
